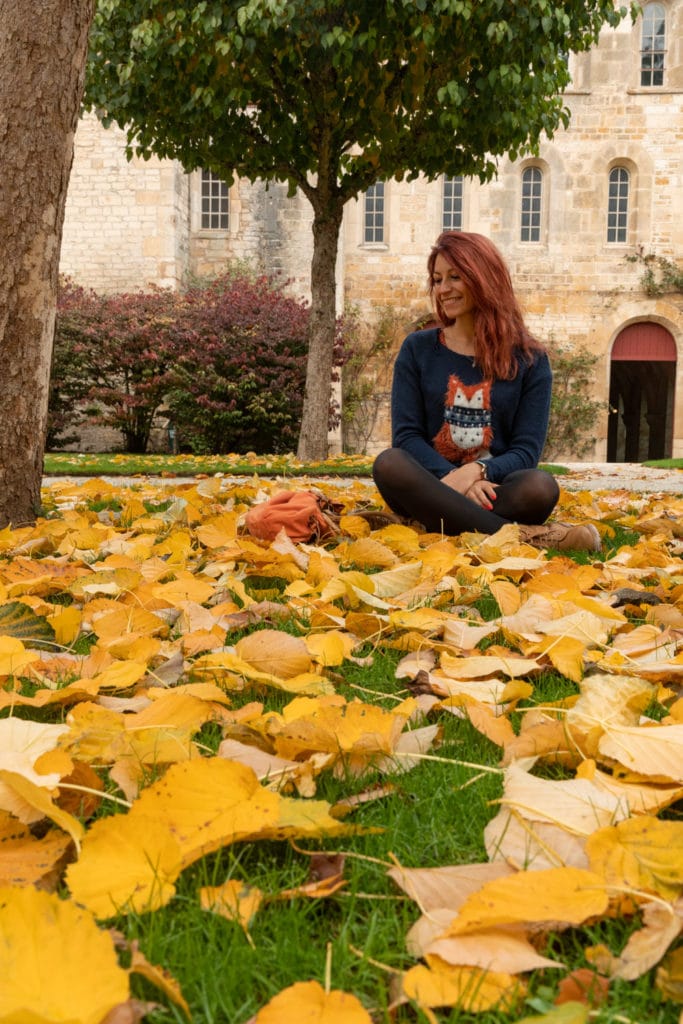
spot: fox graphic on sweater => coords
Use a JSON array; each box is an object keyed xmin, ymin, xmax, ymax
[{"xmin": 433, "ymin": 374, "xmax": 493, "ymax": 464}]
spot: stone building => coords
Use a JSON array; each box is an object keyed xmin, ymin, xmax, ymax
[{"xmin": 60, "ymin": 1, "xmax": 683, "ymax": 461}]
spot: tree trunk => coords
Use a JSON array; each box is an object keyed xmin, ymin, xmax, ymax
[
  {"xmin": 0, "ymin": 1, "xmax": 94, "ymax": 527},
  {"xmin": 296, "ymin": 203, "xmax": 344, "ymax": 462}
]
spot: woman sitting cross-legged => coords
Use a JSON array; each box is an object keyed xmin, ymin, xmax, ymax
[{"xmin": 371, "ymin": 231, "xmax": 601, "ymax": 552}]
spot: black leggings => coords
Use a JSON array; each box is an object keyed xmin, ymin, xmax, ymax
[{"xmin": 372, "ymin": 448, "xmax": 560, "ymax": 536}]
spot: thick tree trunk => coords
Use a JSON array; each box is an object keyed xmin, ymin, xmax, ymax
[
  {"xmin": 0, "ymin": 1, "xmax": 94, "ymax": 527},
  {"xmin": 296, "ymin": 203, "xmax": 344, "ymax": 462}
]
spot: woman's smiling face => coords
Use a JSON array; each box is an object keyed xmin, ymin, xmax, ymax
[{"xmin": 431, "ymin": 253, "xmax": 475, "ymax": 321}]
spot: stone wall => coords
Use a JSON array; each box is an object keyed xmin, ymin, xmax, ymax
[
  {"xmin": 338, "ymin": 11, "xmax": 683, "ymax": 458},
  {"xmin": 61, "ymin": 114, "xmax": 190, "ymax": 292}
]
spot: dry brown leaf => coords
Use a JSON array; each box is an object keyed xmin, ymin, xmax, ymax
[
  {"xmin": 597, "ymin": 721, "xmax": 683, "ymax": 782},
  {"xmin": 440, "ymin": 649, "xmax": 543, "ymax": 680},
  {"xmin": 587, "ymin": 901, "xmax": 683, "ymax": 980},
  {"xmin": 485, "ymin": 808, "xmax": 591, "ymax": 872},
  {"xmin": 389, "ymin": 860, "xmax": 515, "ymax": 914},
  {"xmin": 576, "ymin": 759, "xmax": 683, "ymax": 814},
  {"xmin": 236, "ymin": 629, "xmax": 312, "ymax": 678},
  {"xmin": 503, "ymin": 713, "xmax": 579, "ymax": 768},
  {"xmin": 423, "ymin": 925, "xmax": 562, "ymax": 974},
  {"xmin": 554, "ymin": 968, "xmax": 609, "ymax": 1007}
]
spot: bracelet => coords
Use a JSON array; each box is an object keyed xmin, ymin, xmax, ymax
[{"xmin": 474, "ymin": 459, "xmax": 488, "ymax": 480}]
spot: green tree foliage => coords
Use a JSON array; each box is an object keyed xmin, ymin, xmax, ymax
[
  {"xmin": 86, "ymin": 0, "xmax": 635, "ymax": 460},
  {"xmin": 544, "ymin": 339, "xmax": 605, "ymax": 460}
]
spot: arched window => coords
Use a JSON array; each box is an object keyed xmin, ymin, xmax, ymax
[
  {"xmin": 641, "ymin": 3, "xmax": 666, "ymax": 86},
  {"xmin": 200, "ymin": 169, "xmax": 229, "ymax": 230},
  {"xmin": 607, "ymin": 167, "xmax": 630, "ymax": 243},
  {"xmin": 364, "ymin": 182, "xmax": 385, "ymax": 243},
  {"xmin": 442, "ymin": 176, "xmax": 463, "ymax": 231},
  {"xmin": 520, "ymin": 167, "xmax": 542, "ymax": 242}
]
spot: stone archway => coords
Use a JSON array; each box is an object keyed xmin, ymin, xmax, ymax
[{"xmin": 607, "ymin": 322, "xmax": 677, "ymax": 462}]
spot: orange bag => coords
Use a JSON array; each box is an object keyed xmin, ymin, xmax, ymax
[{"xmin": 244, "ymin": 490, "xmax": 340, "ymax": 543}]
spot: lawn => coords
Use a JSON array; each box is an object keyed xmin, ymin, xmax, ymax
[
  {"xmin": 42, "ymin": 451, "xmax": 572, "ymax": 479},
  {"xmin": 1, "ymin": 470, "xmax": 682, "ymax": 1023},
  {"xmin": 43, "ymin": 450, "xmax": 377, "ymax": 478}
]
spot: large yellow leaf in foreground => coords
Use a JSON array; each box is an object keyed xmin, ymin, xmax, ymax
[
  {"xmin": 446, "ymin": 867, "xmax": 608, "ymax": 935},
  {"xmin": 255, "ymin": 980, "xmax": 371, "ymax": 1023},
  {"xmin": 0, "ymin": 885, "xmax": 129, "ymax": 1024},
  {"xmin": 134, "ymin": 757, "xmax": 282, "ymax": 865},
  {"xmin": 586, "ymin": 816, "xmax": 683, "ymax": 900},
  {"xmin": 66, "ymin": 809, "xmax": 183, "ymax": 918},
  {"xmin": 68, "ymin": 759, "xmax": 358, "ymax": 917}
]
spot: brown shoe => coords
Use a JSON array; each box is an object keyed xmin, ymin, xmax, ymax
[{"xmin": 518, "ymin": 521, "xmax": 602, "ymax": 552}]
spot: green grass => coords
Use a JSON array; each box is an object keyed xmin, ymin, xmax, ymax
[
  {"xmin": 110, "ymin": 652, "xmax": 678, "ymax": 1023},
  {"xmin": 7, "ymin": 640, "xmax": 677, "ymax": 1022},
  {"xmin": 18, "ymin": 459, "xmax": 677, "ymax": 1021},
  {"xmin": 642, "ymin": 458, "xmax": 683, "ymax": 470},
  {"xmin": 43, "ymin": 451, "xmax": 376, "ymax": 478},
  {"xmin": 43, "ymin": 451, "xmax": 571, "ymax": 480}
]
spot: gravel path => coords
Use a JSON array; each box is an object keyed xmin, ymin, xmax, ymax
[
  {"xmin": 559, "ymin": 463, "xmax": 683, "ymax": 494},
  {"xmin": 43, "ymin": 463, "xmax": 683, "ymax": 495}
]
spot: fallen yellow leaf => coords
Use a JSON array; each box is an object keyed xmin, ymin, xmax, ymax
[
  {"xmin": 255, "ymin": 979, "xmax": 371, "ymax": 1023},
  {"xmin": 0, "ymin": 886, "xmax": 129, "ymax": 1023},
  {"xmin": 586, "ymin": 815, "xmax": 683, "ymax": 900}
]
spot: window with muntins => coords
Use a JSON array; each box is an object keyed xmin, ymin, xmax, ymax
[
  {"xmin": 442, "ymin": 176, "xmax": 463, "ymax": 231},
  {"xmin": 201, "ymin": 169, "xmax": 229, "ymax": 230},
  {"xmin": 364, "ymin": 182, "xmax": 385, "ymax": 243},
  {"xmin": 641, "ymin": 3, "xmax": 665, "ymax": 86},
  {"xmin": 607, "ymin": 167, "xmax": 630, "ymax": 243},
  {"xmin": 520, "ymin": 167, "xmax": 542, "ymax": 242}
]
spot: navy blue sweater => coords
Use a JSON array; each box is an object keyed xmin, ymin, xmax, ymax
[{"xmin": 391, "ymin": 328, "xmax": 552, "ymax": 485}]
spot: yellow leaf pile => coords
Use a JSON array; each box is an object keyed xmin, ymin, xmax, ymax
[{"xmin": 1, "ymin": 473, "xmax": 683, "ymax": 1020}]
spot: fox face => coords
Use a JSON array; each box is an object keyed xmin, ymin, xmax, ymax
[{"xmin": 433, "ymin": 375, "xmax": 493, "ymax": 463}]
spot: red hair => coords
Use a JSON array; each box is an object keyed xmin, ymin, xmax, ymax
[{"xmin": 427, "ymin": 231, "xmax": 544, "ymax": 380}]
